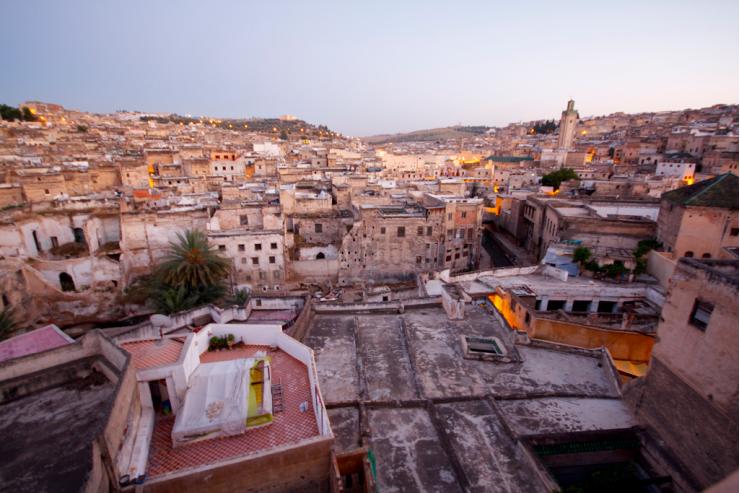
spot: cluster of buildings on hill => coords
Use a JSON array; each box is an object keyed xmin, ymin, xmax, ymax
[{"xmin": 0, "ymin": 99, "xmax": 737, "ymax": 492}]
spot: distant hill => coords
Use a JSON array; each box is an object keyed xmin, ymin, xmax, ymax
[
  {"xmin": 140, "ymin": 114, "xmax": 336, "ymax": 138},
  {"xmin": 364, "ymin": 125, "xmax": 492, "ymax": 144}
]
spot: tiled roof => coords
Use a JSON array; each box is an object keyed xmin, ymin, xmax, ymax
[
  {"xmin": 121, "ymin": 338, "xmax": 184, "ymax": 369},
  {"xmin": 146, "ymin": 346, "xmax": 319, "ymax": 477},
  {"xmin": 0, "ymin": 325, "xmax": 73, "ymax": 363},
  {"xmin": 661, "ymin": 173, "xmax": 738, "ymax": 209}
]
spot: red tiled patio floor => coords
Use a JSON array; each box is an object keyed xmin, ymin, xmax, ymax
[
  {"xmin": 146, "ymin": 346, "xmax": 319, "ymax": 477},
  {"xmin": 121, "ymin": 338, "xmax": 184, "ymax": 370}
]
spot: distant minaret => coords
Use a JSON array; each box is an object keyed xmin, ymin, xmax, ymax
[{"xmin": 557, "ymin": 99, "xmax": 579, "ymax": 150}]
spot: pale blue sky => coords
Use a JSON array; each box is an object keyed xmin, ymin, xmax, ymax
[{"xmin": 1, "ymin": 0, "xmax": 737, "ymax": 136}]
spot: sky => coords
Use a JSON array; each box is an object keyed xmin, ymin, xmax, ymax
[{"xmin": 1, "ymin": 0, "xmax": 738, "ymax": 136}]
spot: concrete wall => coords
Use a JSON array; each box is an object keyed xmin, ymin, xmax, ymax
[
  {"xmin": 626, "ymin": 259, "xmax": 739, "ymax": 490},
  {"xmin": 143, "ymin": 437, "xmax": 333, "ymax": 493}
]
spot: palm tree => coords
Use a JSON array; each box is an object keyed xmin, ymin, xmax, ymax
[
  {"xmin": 156, "ymin": 230, "xmax": 230, "ymax": 290},
  {"xmin": 151, "ymin": 286, "xmax": 201, "ymax": 315}
]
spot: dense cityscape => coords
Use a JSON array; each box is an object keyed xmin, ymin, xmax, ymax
[
  {"xmin": 0, "ymin": 96, "xmax": 736, "ymax": 492},
  {"xmin": 1, "ymin": 0, "xmax": 738, "ymax": 491}
]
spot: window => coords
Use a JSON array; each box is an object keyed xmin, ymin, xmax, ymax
[
  {"xmin": 416, "ymin": 256, "xmax": 422, "ymax": 264},
  {"xmin": 315, "ymin": 223, "xmax": 323, "ymax": 233},
  {"xmin": 255, "ymin": 243, "xmax": 262, "ymax": 251},
  {"xmin": 731, "ymin": 228, "xmax": 738, "ymax": 237},
  {"xmin": 269, "ymin": 256, "xmax": 276, "ymax": 264},
  {"xmin": 467, "ymin": 228, "xmax": 473, "ymax": 240},
  {"xmin": 572, "ymin": 300, "xmax": 591, "ymax": 312},
  {"xmin": 271, "ymin": 242, "xmax": 278, "ymax": 249},
  {"xmin": 397, "ymin": 226, "xmax": 405, "ymax": 237},
  {"xmin": 241, "ymin": 257, "xmax": 247, "ymax": 264},
  {"xmin": 447, "ymin": 213, "xmax": 452, "ymax": 220},
  {"xmin": 702, "ymin": 253, "xmax": 711, "ymax": 259},
  {"xmin": 50, "ymin": 236, "xmax": 59, "ymax": 249},
  {"xmin": 218, "ymin": 245, "xmax": 226, "ymax": 251},
  {"xmin": 259, "ymin": 271, "xmax": 266, "ymax": 280},
  {"xmin": 689, "ymin": 299, "xmax": 713, "ymax": 330},
  {"xmin": 417, "ymin": 226, "xmax": 424, "ymax": 236},
  {"xmin": 461, "ymin": 211, "xmax": 467, "ymax": 218},
  {"xmin": 548, "ymin": 300, "xmax": 566, "ymax": 311},
  {"xmin": 380, "ymin": 227, "xmax": 386, "ymax": 235},
  {"xmin": 684, "ymin": 251, "xmax": 694, "ymax": 258},
  {"xmin": 240, "ymin": 215, "xmax": 249, "ymax": 225},
  {"xmin": 252, "ymin": 257, "xmax": 259, "ymax": 265},
  {"xmin": 44, "ymin": 189, "xmax": 50, "ymax": 195},
  {"xmin": 427, "ymin": 226, "xmax": 432, "ymax": 236},
  {"xmin": 238, "ymin": 244, "xmax": 245, "ymax": 251},
  {"xmin": 274, "ymin": 271, "xmax": 282, "ymax": 280}
]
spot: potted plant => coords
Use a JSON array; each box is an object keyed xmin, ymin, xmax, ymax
[{"xmin": 227, "ymin": 333, "xmax": 235, "ymax": 349}]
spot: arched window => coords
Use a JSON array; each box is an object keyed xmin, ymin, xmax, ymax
[
  {"xmin": 684, "ymin": 251, "xmax": 694, "ymax": 258},
  {"xmin": 316, "ymin": 252, "xmax": 325, "ymax": 260},
  {"xmin": 59, "ymin": 272, "xmax": 75, "ymax": 292},
  {"xmin": 702, "ymin": 253, "xmax": 711, "ymax": 259}
]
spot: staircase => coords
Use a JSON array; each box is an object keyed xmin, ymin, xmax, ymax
[{"xmin": 271, "ymin": 382, "xmax": 284, "ymax": 413}]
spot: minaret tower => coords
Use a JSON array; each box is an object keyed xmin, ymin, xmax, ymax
[{"xmin": 557, "ymin": 99, "xmax": 579, "ymax": 150}]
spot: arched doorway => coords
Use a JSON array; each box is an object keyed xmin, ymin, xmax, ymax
[
  {"xmin": 316, "ymin": 252, "xmax": 325, "ymax": 260},
  {"xmin": 59, "ymin": 272, "xmax": 75, "ymax": 292}
]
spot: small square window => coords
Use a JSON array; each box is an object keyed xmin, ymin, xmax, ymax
[
  {"xmin": 218, "ymin": 245, "xmax": 226, "ymax": 251},
  {"xmin": 689, "ymin": 299, "xmax": 713, "ymax": 331},
  {"xmin": 417, "ymin": 226, "xmax": 424, "ymax": 236},
  {"xmin": 269, "ymin": 256, "xmax": 276, "ymax": 264},
  {"xmin": 731, "ymin": 228, "xmax": 739, "ymax": 237},
  {"xmin": 238, "ymin": 244, "xmax": 245, "ymax": 251},
  {"xmin": 255, "ymin": 243, "xmax": 262, "ymax": 251},
  {"xmin": 241, "ymin": 257, "xmax": 247, "ymax": 264},
  {"xmin": 397, "ymin": 226, "xmax": 405, "ymax": 237},
  {"xmin": 240, "ymin": 215, "xmax": 249, "ymax": 225},
  {"xmin": 271, "ymin": 242, "xmax": 278, "ymax": 249},
  {"xmin": 315, "ymin": 223, "xmax": 323, "ymax": 233},
  {"xmin": 252, "ymin": 257, "xmax": 259, "ymax": 265},
  {"xmin": 416, "ymin": 256, "xmax": 422, "ymax": 264},
  {"xmin": 380, "ymin": 227, "xmax": 386, "ymax": 235}
]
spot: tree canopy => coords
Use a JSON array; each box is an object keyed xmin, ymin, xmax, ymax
[
  {"xmin": 0, "ymin": 104, "xmax": 37, "ymax": 122},
  {"xmin": 125, "ymin": 229, "xmax": 231, "ymax": 314},
  {"xmin": 542, "ymin": 168, "xmax": 579, "ymax": 190}
]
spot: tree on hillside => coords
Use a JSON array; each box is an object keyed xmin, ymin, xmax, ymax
[{"xmin": 542, "ymin": 168, "xmax": 579, "ymax": 190}]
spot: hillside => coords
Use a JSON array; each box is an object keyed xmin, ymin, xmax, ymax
[{"xmin": 364, "ymin": 125, "xmax": 491, "ymax": 144}]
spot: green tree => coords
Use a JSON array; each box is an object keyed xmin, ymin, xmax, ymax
[
  {"xmin": 125, "ymin": 230, "xmax": 230, "ymax": 314},
  {"xmin": 151, "ymin": 285, "xmax": 201, "ymax": 315},
  {"xmin": 156, "ymin": 230, "xmax": 230, "ymax": 290},
  {"xmin": 227, "ymin": 288, "xmax": 250, "ymax": 307},
  {"xmin": 0, "ymin": 104, "xmax": 22, "ymax": 121},
  {"xmin": 21, "ymin": 107, "xmax": 37, "ymax": 121},
  {"xmin": 541, "ymin": 168, "xmax": 579, "ymax": 190},
  {"xmin": 604, "ymin": 261, "xmax": 627, "ymax": 279},
  {"xmin": 572, "ymin": 246, "xmax": 592, "ymax": 264}
]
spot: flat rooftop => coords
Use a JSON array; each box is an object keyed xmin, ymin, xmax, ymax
[
  {"xmin": 146, "ymin": 345, "xmax": 319, "ymax": 479},
  {"xmin": 121, "ymin": 337, "xmax": 185, "ymax": 370},
  {"xmin": 304, "ymin": 304, "xmax": 624, "ymax": 491},
  {"xmin": 0, "ymin": 359, "xmax": 116, "ymax": 493}
]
